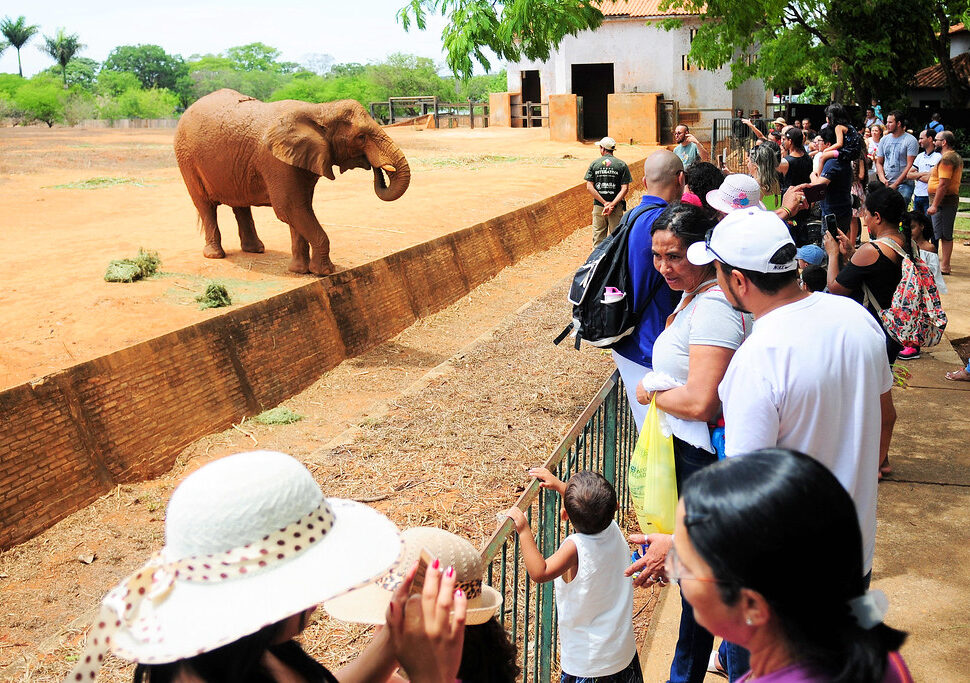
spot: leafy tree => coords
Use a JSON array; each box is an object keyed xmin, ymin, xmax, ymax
[
  {"xmin": 1, "ymin": 15, "xmax": 40, "ymax": 77},
  {"xmin": 0, "ymin": 73, "xmax": 24, "ymax": 99},
  {"xmin": 13, "ymin": 76, "xmax": 65, "ymax": 126},
  {"xmin": 115, "ymin": 87, "xmax": 179, "ymax": 118},
  {"xmin": 398, "ymin": 0, "xmax": 605, "ymax": 78},
  {"xmin": 658, "ymin": 0, "xmax": 970, "ymax": 106},
  {"xmin": 40, "ymin": 56, "xmax": 98, "ymax": 89},
  {"xmin": 63, "ymin": 89, "xmax": 96, "ymax": 124},
  {"xmin": 97, "ymin": 69, "xmax": 141, "ymax": 96},
  {"xmin": 41, "ymin": 28, "xmax": 84, "ymax": 87},
  {"xmin": 367, "ymin": 53, "xmax": 449, "ymax": 98},
  {"xmin": 327, "ymin": 62, "xmax": 367, "ymax": 78},
  {"xmin": 101, "ymin": 44, "xmax": 190, "ymax": 102},
  {"xmin": 225, "ymin": 42, "xmax": 298, "ymax": 73}
]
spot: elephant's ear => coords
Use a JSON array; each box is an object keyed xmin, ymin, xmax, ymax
[{"xmin": 263, "ymin": 111, "xmax": 335, "ymax": 180}]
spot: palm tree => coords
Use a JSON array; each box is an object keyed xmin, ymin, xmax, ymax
[
  {"xmin": 41, "ymin": 28, "xmax": 84, "ymax": 87},
  {"xmin": 1, "ymin": 16, "xmax": 40, "ymax": 78}
]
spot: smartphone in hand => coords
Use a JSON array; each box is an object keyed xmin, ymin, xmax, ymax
[{"xmin": 823, "ymin": 213, "xmax": 839, "ymax": 239}]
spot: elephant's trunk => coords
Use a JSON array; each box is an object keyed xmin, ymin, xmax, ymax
[{"xmin": 368, "ymin": 134, "xmax": 410, "ymax": 202}]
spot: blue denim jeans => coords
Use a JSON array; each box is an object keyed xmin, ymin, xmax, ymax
[
  {"xmin": 716, "ymin": 641, "xmax": 750, "ymax": 681},
  {"xmin": 896, "ymin": 181, "xmax": 914, "ymax": 205},
  {"xmin": 668, "ymin": 437, "xmax": 718, "ymax": 683},
  {"xmin": 912, "ymin": 195, "xmax": 929, "ymax": 216}
]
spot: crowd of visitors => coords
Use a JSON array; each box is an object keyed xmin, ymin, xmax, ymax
[{"xmin": 67, "ymin": 106, "xmax": 961, "ymax": 683}]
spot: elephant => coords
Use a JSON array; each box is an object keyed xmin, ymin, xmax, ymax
[{"xmin": 173, "ymin": 89, "xmax": 410, "ymax": 275}]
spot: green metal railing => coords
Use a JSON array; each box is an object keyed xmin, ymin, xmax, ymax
[{"xmin": 481, "ymin": 370, "xmax": 637, "ymax": 683}]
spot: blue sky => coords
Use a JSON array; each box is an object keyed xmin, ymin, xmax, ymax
[{"xmin": 0, "ymin": 1, "xmax": 480, "ymax": 77}]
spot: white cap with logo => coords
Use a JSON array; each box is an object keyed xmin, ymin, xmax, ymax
[
  {"xmin": 597, "ymin": 137, "xmax": 617, "ymax": 150},
  {"xmin": 686, "ymin": 208, "xmax": 798, "ymax": 273}
]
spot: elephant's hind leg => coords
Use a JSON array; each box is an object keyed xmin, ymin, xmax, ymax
[
  {"xmin": 288, "ymin": 227, "xmax": 311, "ymax": 274},
  {"xmin": 187, "ymin": 192, "xmax": 224, "ymax": 259},
  {"xmin": 233, "ymin": 207, "xmax": 265, "ymax": 254}
]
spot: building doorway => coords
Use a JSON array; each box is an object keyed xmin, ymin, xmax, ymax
[
  {"xmin": 571, "ymin": 63, "xmax": 614, "ymax": 139},
  {"xmin": 521, "ymin": 70, "xmax": 542, "ymax": 127}
]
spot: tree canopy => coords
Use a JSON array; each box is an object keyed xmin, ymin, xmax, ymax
[
  {"xmin": 398, "ymin": 0, "xmax": 605, "ymax": 79},
  {"xmin": 41, "ymin": 28, "xmax": 84, "ymax": 86},
  {"xmin": 1, "ymin": 15, "xmax": 40, "ymax": 77},
  {"xmin": 656, "ymin": 0, "xmax": 970, "ymax": 106},
  {"xmin": 102, "ymin": 44, "xmax": 190, "ymax": 97}
]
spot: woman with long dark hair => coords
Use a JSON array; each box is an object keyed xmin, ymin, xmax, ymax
[
  {"xmin": 671, "ymin": 449, "xmax": 912, "ymax": 683},
  {"xmin": 825, "ymin": 185, "xmax": 909, "ymax": 364},
  {"xmin": 628, "ymin": 203, "xmax": 753, "ymax": 683}
]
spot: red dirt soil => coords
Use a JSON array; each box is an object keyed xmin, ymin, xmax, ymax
[{"xmin": 0, "ymin": 125, "xmax": 655, "ymax": 390}]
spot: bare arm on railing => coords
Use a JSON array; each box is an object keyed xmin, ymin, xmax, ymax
[
  {"xmin": 505, "ymin": 507, "xmax": 578, "ymax": 584},
  {"xmin": 528, "ymin": 467, "xmax": 567, "ymax": 496}
]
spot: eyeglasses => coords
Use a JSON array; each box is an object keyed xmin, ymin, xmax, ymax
[
  {"xmin": 704, "ymin": 228, "xmax": 731, "ymax": 264},
  {"xmin": 664, "ymin": 545, "xmax": 735, "ymax": 586}
]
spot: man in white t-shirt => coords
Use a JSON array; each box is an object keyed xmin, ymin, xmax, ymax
[
  {"xmin": 686, "ymin": 208, "xmax": 895, "ymax": 579},
  {"xmin": 908, "ymin": 129, "xmax": 941, "ymax": 215}
]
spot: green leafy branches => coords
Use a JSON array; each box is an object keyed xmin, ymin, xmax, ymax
[{"xmin": 399, "ymin": 0, "xmax": 605, "ymax": 79}]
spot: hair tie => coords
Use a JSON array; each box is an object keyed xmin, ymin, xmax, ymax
[{"xmin": 848, "ymin": 589, "xmax": 889, "ymax": 629}]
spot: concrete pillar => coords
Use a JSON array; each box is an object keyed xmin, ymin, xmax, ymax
[
  {"xmin": 488, "ymin": 92, "xmax": 514, "ymax": 127},
  {"xmin": 548, "ymin": 94, "xmax": 581, "ymax": 142},
  {"xmin": 608, "ymin": 93, "xmax": 661, "ymax": 146}
]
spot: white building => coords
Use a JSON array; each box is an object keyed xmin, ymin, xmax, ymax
[{"xmin": 505, "ymin": 0, "xmax": 768, "ymax": 140}]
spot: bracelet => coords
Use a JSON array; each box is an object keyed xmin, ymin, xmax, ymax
[{"xmin": 781, "ymin": 205, "xmax": 792, "ymax": 218}]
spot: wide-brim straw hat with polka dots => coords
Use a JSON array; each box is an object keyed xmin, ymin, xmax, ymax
[
  {"xmin": 66, "ymin": 450, "xmax": 402, "ymax": 681},
  {"xmin": 324, "ymin": 526, "xmax": 502, "ymax": 626}
]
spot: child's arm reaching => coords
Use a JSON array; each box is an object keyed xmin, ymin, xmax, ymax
[
  {"xmin": 505, "ymin": 507, "xmax": 578, "ymax": 584},
  {"xmin": 831, "ymin": 124, "xmax": 846, "ymax": 152},
  {"xmin": 528, "ymin": 467, "xmax": 567, "ymax": 496}
]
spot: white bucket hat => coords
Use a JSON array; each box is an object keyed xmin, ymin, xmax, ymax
[
  {"xmin": 67, "ymin": 451, "xmax": 402, "ymax": 680},
  {"xmin": 325, "ymin": 526, "xmax": 502, "ymax": 626},
  {"xmin": 706, "ymin": 174, "xmax": 764, "ymax": 214},
  {"xmin": 687, "ymin": 208, "xmax": 797, "ymax": 273}
]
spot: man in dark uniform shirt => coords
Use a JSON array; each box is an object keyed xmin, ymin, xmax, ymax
[{"xmin": 585, "ymin": 136, "xmax": 633, "ymax": 246}]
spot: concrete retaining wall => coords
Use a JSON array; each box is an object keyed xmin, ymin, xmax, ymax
[{"xmin": 0, "ymin": 163, "xmax": 644, "ymax": 550}]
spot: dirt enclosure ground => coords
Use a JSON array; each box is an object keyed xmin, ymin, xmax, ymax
[
  {"xmin": 0, "ymin": 124, "xmax": 654, "ymax": 390},
  {"xmin": 1, "ymin": 124, "xmax": 660, "ymax": 679}
]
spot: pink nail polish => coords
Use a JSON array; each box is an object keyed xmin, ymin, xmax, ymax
[
  {"xmin": 446, "ymin": 566, "xmax": 455, "ymax": 578},
  {"xmin": 454, "ymin": 589, "xmax": 464, "ymax": 598},
  {"xmin": 432, "ymin": 558, "xmax": 440, "ymax": 569}
]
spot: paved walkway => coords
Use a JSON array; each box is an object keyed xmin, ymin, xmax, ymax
[{"xmin": 639, "ymin": 243, "xmax": 970, "ymax": 681}]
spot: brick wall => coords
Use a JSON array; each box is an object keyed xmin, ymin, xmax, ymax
[{"xmin": 0, "ymin": 165, "xmax": 644, "ymax": 549}]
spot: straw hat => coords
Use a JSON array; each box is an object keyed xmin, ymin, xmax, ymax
[
  {"xmin": 325, "ymin": 527, "xmax": 502, "ymax": 626},
  {"xmin": 67, "ymin": 451, "xmax": 402, "ymax": 680}
]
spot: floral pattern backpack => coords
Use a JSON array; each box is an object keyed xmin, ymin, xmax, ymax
[{"xmin": 863, "ymin": 238, "xmax": 947, "ymax": 348}]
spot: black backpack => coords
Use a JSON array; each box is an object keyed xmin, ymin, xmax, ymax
[{"xmin": 554, "ymin": 202, "xmax": 666, "ymax": 350}]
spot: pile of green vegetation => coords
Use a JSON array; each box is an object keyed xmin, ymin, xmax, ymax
[
  {"xmin": 104, "ymin": 248, "xmax": 161, "ymax": 283},
  {"xmin": 253, "ymin": 407, "xmax": 304, "ymax": 425},
  {"xmin": 52, "ymin": 176, "xmax": 143, "ymax": 190},
  {"xmin": 196, "ymin": 283, "xmax": 232, "ymax": 309}
]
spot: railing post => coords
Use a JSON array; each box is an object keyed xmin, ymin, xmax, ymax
[
  {"xmin": 469, "ymin": 99, "xmax": 474, "ymax": 129},
  {"xmin": 603, "ymin": 383, "xmax": 618, "ymax": 486},
  {"xmin": 538, "ymin": 491, "xmax": 558, "ymax": 683}
]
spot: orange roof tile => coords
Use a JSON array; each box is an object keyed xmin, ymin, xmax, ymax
[
  {"xmin": 596, "ymin": 0, "xmax": 698, "ymax": 18},
  {"xmin": 949, "ymin": 22, "xmax": 966, "ymax": 35},
  {"xmin": 912, "ymin": 52, "xmax": 970, "ymax": 89}
]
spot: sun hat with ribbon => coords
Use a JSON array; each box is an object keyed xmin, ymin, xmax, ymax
[
  {"xmin": 324, "ymin": 526, "xmax": 502, "ymax": 626},
  {"xmin": 705, "ymin": 174, "xmax": 764, "ymax": 214},
  {"xmin": 65, "ymin": 450, "xmax": 402, "ymax": 681}
]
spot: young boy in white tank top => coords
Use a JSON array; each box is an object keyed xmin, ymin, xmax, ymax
[{"xmin": 505, "ymin": 470, "xmax": 642, "ymax": 683}]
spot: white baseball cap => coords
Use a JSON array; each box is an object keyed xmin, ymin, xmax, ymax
[
  {"xmin": 706, "ymin": 174, "xmax": 764, "ymax": 214},
  {"xmin": 597, "ymin": 136, "xmax": 617, "ymax": 150},
  {"xmin": 687, "ymin": 208, "xmax": 797, "ymax": 273}
]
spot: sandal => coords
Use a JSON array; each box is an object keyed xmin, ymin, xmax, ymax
[
  {"xmin": 707, "ymin": 651, "xmax": 728, "ymax": 678},
  {"xmin": 944, "ymin": 368, "xmax": 970, "ymax": 382}
]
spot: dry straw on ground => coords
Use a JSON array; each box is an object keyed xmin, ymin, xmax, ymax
[{"xmin": 1, "ymin": 278, "xmax": 625, "ymax": 681}]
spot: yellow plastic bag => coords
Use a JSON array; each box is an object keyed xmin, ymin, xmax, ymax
[{"xmin": 628, "ymin": 400, "xmax": 678, "ymax": 534}]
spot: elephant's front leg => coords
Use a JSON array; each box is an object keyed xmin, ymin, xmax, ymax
[
  {"xmin": 288, "ymin": 227, "xmax": 310, "ymax": 274},
  {"xmin": 271, "ymin": 194, "xmax": 335, "ymax": 276},
  {"xmin": 232, "ymin": 207, "xmax": 265, "ymax": 254}
]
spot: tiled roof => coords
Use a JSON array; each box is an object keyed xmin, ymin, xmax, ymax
[
  {"xmin": 950, "ymin": 22, "xmax": 966, "ymax": 35},
  {"xmin": 596, "ymin": 0, "xmax": 698, "ymax": 17},
  {"xmin": 912, "ymin": 52, "xmax": 970, "ymax": 88}
]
